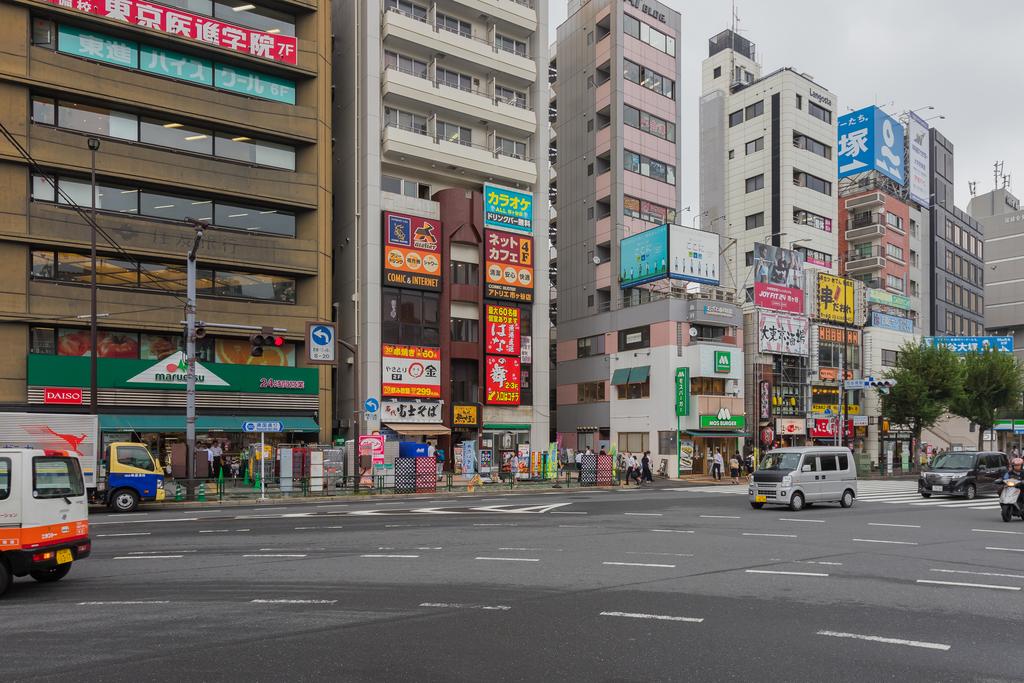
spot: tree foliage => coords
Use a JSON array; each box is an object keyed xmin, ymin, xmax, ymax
[
  {"xmin": 950, "ymin": 351, "xmax": 1024, "ymax": 450},
  {"xmin": 881, "ymin": 342, "xmax": 964, "ymax": 443}
]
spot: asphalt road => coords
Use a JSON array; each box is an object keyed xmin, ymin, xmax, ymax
[{"xmin": 3, "ymin": 484, "xmax": 1024, "ymax": 682}]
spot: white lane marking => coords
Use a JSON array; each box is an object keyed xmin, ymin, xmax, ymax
[
  {"xmin": 972, "ymin": 528, "xmax": 1024, "ymax": 535},
  {"xmin": 475, "ymin": 556, "xmax": 539, "ymax": 562},
  {"xmin": 242, "ymin": 554, "xmax": 307, "ymax": 558},
  {"xmin": 415, "ymin": 547, "xmax": 443, "ymax": 551},
  {"xmin": 316, "ymin": 504, "xmax": 348, "ymax": 509},
  {"xmin": 260, "ymin": 548, "xmax": 325, "ymax": 552},
  {"xmin": 917, "ymin": 579, "xmax": 1020, "ymax": 591},
  {"xmin": 419, "ymin": 602, "xmax": 511, "ymax": 611},
  {"xmin": 550, "ymin": 511, "xmax": 588, "ymax": 514},
  {"xmin": 778, "ymin": 518, "xmax": 825, "ymax": 523},
  {"xmin": 237, "ymin": 529, "xmax": 251, "ymax": 532},
  {"xmin": 251, "ymin": 599, "xmax": 338, "ymax": 604},
  {"xmin": 650, "ymin": 529, "xmax": 695, "ymax": 534},
  {"xmin": 199, "ymin": 529, "xmax": 230, "ymax": 534},
  {"xmin": 602, "ymin": 561, "xmax": 676, "ymax": 568},
  {"xmin": 768, "ymin": 558, "xmax": 843, "ymax": 566},
  {"xmin": 851, "ymin": 538, "xmax": 918, "ymax": 545},
  {"xmin": 742, "ymin": 533, "xmax": 797, "ymax": 538},
  {"xmin": 558, "ymin": 524, "xmax": 589, "ymax": 528},
  {"xmin": 624, "ymin": 512, "xmax": 663, "ymax": 517},
  {"xmin": 128, "ymin": 550, "xmax": 197, "ymax": 555},
  {"xmin": 360, "ymin": 554, "xmax": 420, "ymax": 558},
  {"xmin": 498, "ymin": 547, "xmax": 562, "ymax": 552},
  {"xmin": 97, "ymin": 532, "xmax": 151, "ymax": 537},
  {"xmin": 326, "ymin": 526, "xmax": 345, "ymax": 530},
  {"xmin": 745, "ymin": 570, "xmax": 828, "ymax": 577},
  {"xmin": 931, "ymin": 568, "xmax": 1024, "ymax": 580},
  {"xmin": 374, "ymin": 502, "xmax": 404, "ymax": 506},
  {"xmin": 473, "ymin": 523, "xmax": 517, "ymax": 527},
  {"xmin": 79, "ymin": 601, "xmax": 170, "ymax": 605},
  {"xmin": 114, "ymin": 555, "xmax": 183, "ymax": 560},
  {"xmin": 700, "ymin": 515, "xmax": 741, "ymax": 519},
  {"xmin": 600, "ymin": 611, "xmax": 702, "ymax": 623},
  {"xmin": 91, "ymin": 518, "xmax": 198, "ymax": 526},
  {"xmin": 295, "ymin": 527, "xmax": 322, "ymax": 530},
  {"xmin": 385, "ymin": 524, "xmax": 413, "ymax": 528},
  {"xmin": 626, "ymin": 551, "xmax": 694, "ymax": 557},
  {"xmin": 986, "ymin": 546, "xmax": 1024, "ymax": 553},
  {"xmin": 816, "ymin": 630, "xmax": 950, "ymax": 651},
  {"xmin": 868, "ymin": 523, "xmax": 921, "ymax": 528}
]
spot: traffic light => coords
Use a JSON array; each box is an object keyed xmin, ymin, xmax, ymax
[
  {"xmin": 868, "ymin": 378, "xmax": 898, "ymax": 395},
  {"xmin": 249, "ymin": 326, "xmax": 284, "ymax": 357}
]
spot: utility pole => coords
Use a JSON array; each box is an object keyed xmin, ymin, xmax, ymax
[
  {"xmin": 87, "ymin": 137, "xmax": 100, "ymax": 413},
  {"xmin": 184, "ymin": 219, "xmax": 206, "ymax": 494},
  {"xmin": 338, "ymin": 337, "xmax": 360, "ymax": 492}
]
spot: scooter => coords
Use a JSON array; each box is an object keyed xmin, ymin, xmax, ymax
[{"xmin": 998, "ymin": 479, "xmax": 1024, "ymax": 522}]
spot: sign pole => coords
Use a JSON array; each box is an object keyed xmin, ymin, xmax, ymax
[
  {"xmin": 184, "ymin": 221, "xmax": 205, "ymax": 497},
  {"xmin": 260, "ymin": 431, "xmax": 266, "ymax": 501}
]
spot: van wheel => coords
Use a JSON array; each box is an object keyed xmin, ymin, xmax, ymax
[
  {"xmin": 840, "ymin": 489, "xmax": 855, "ymax": 508},
  {"xmin": 964, "ymin": 484, "xmax": 977, "ymax": 501},
  {"xmin": 750, "ymin": 502, "xmax": 764, "ymax": 509},
  {"xmin": 30, "ymin": 564, "xmax": 71, "ymax": 583},
  {"xmin": 110, "ymin": 489, "xmax": 139, "ymax": 513},
  {"xmin": 789, "ymin": 491, "xmax": 805, "ymax": 512},
  {"xmin": 0, "ymin": 560, "xmax": 10, "ymax": 597}
]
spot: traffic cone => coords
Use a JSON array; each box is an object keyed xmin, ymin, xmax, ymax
[
  {"xmin": 197, "ymin": 481, "xmax": 207, "ymax": 502},
  {"xmin": 174, "ymin": 482, "xmax": 183, "ymax": 502}
]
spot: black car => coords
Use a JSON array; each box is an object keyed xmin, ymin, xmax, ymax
[{"xmin": 919, "ymin": 451, "xmax": 1008, "ymax": 500}]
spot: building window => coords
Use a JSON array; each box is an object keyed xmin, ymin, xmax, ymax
[
  {"xmin": 910, "ymin": 279, "xmax": 919, "ymax": 297},
  {"xmin": 886, "ymin": 212, "xmax": 904, "ymax": 231},
  {"xmin": 745, "ymin": 212, "xmax": 765, "ymax": 230},
  {"xmin": 745, "ymin": 251, "xmax": 754, "ymax": 267},
  {"xmin": 886, "ymin": 274, "xmax": 905, "ymax": 293},
  {"xmin": 886, "ymin": 244, "xmax": 904, "ymax": 262},
  {"xmin": 728, "ymin": 109, "xmax": 744, "ymax": 127},
  {"xmin": 623, "ymin": 13, "xmax": 675, "ymax": 56},
  {"xmin": 745, "ymin": 137, "xmax": 764, "ymax": 155},
  {"xmin": 587, "ymin": 163, "xmax": 593, "ymax": 176},
  {"xmin": 436, "ymin": 12, "xmax": 472, "ymax": 38},
  {"xmin": 577, "ymin": 381, "xmax": 606, "ymax": 403},
  {"xmin": 577, "ymin": 334, "xmax": 605, "ymax": 358},
  {"xmin": 384, "ymin": 107, "xmax": 428, "ymax": 135},
  {"xmin": 744, "ymin": 100, "xmax": 764, "ymax": 119},
  {"xmin": 450, "ymin": 261, "xmax": 479, "ymax": 285},
  {"xmin": 496, "ymin": 33, "xmax": 527, "ymax": 57},
  {"xmin": 623, "ymin": 59, "xmax": 674, "ymax": 99},
  {"xmin": 616, "ymin": 380, "xmax": 650, "ymax": 400},
  {"xmin": 623, "ymin": 105, "xmax": 675, "ymax": 142},
  {"xmin": 793, "ymin": 132, "xmax": 832, "ymax": 159},
  {"xmin": 30, "ymin": 326, "xmax": 56, "ymax": 354},
  {"xmin": 658, "ymin": 431, "xmax": 677, "ymax": 456},
  {"xmin": 623, "ymin": 196, "xmax": 677, "ymax": 225},
  {"xmin": 450, "ymin": 318, "xmax": 479, "ymax": 343},
  {"xmin": 381, "ymin": 287, "xmax": 440, "ymax": 346},
  {"xmin": 495, "ymin": 136, "xmax": 527, "ymax": 160},
  {"xmin": 713, "ymin": 66, "xmax": 721, "ymax": 78},
  {"xmin": 618, "ymin": 432, "xmax": 650, "ymax": 453},
  {"xmin": 796, "ymin": 246, "xmax": 832, "ymax": 268},
  {"xmin": 745, "ymin": 174, "xmax": 765, "ymax": 193},
  {"xmin": 690, "ymin": 377, "xmax": 726, "ymax": 395},
  {"xmin": 385, "ymin": 0, "xmax": 428, "ymax": 21},
  {"xmin": 383, "ymin": 50, "xmax": 428, "ymax": 78},
  {"xmin": 435, "ymin": 66, "xmax": 472, "ymax": 92},
  {"xmin": 808, "ymin": 101, "xmax": 832, "ymax": 123},
  {"xmin": 691, "ymin": 325, "xmax": 728, "ymax": 343},
  {"xmin": 793, "ymin": 170, "xmax": 831, "ymax": 196},
  {"xmin": 382, "ymin": 174, "xmax": 431, "ymax": 199},
  {"xmin": 793, "ymin": 208, "xmax": 831, "ymax": 232},
  {"xmin": 618, "ymin": 325, "xmax": 650, "ymax": 351},
  {"xmin": 728, "ymin": 149, "xmax": 735, "ymax": 160},
  {"xmin": 881, "ymin": 350, "xmax": 900, "ymax": 368},
  {"xmin": 796, "ymin": 94, "xmax": 802, "ymax": 110},
  {"xmin": 451, "ymin": 359, "xmax": 478, "ymax": 404},
  {"xmin": 437, "ymin": 120, "xmax": 472, "ymax": 146},
  {"xmin": 623, "ymin": 150, "xmax": 675, "ymax": 185}
]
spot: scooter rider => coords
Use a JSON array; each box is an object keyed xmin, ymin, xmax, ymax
[{"xmin": 1004, "ymin": 457, "xmax": 1024, "ymax": 483}]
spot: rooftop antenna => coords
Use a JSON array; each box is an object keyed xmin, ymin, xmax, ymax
[
  {"xmin": 995, "ymin": 161, "xmax": 1004, "ymax": 190},
  {"xmin": 968, "ymin": 181, "xmax": 977, "ymax": 197},
  {"xmin": 1004, "ymin": 174, "xmax": 1012, "ymax": 192}
]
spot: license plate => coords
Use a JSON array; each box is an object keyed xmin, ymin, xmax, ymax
[
  {"xmin": 755, "ymin": 495, "xmax": 767, "ymax": 503},
  {"xmin": 931, "ymin": 485, "xmax": 943, "ymax": 492},
  {"xmin": 56, "ymin": 549, "xmax": 73, "ymax": 565}
]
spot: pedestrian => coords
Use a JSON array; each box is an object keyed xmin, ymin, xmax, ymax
[
  {"xmin": 641, "ymin": 451, "xmax": 653, "ymax": 485},
  {"xmin": 623, "ymin": 453, "xmax": 635, "ymax": 485},
  {"xmin": 711, "ymin": 448, "xmax": 724, "ymax": 481},
  {"xmin": 207, "ymin": 441, "xmax": 222, "ymax": 479},
  {"xmin": 729, "ymin": 454, "xmax": 741, "ymax": 484},
  {"xmin": 575, "ymin": 448, "xmax": 585, "ymax": 482}
]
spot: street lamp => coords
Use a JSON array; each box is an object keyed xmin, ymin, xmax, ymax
[{"xmin": 87, "ymin": 137, "xmax": 100, "ymax": 414}]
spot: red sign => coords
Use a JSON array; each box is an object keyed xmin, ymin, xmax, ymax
[
  {"xmin": 40, "ymin": 0, "xmax": 299, "ymax": 65},
  {"xmin": 43, "ymin": 388, "xmax": 83, "ymax": 405},
  {"xmin": 754, "ymin": 282, "xmax": 804, "ymax": 314},
  {"xmin": 810, "ymin": 419, "xmax": 854, "ymax": 439},
  {"xmin": 485, "ymin": 356, "xmax": 521, "ymax": 405},
  {"xmin": 485, "ymin": 305, "xmax": 521, "ymax": 356},
  {"xmin": 760, "ymin": 426, "xmax": 775, "ymax": 446},
  {"xmin": 485, "ymin": 230, "xmax": 533, "ymax": 303},
  {"xmin": 383, "ymin": 211, "xmax": 442, "ymax": 290}
]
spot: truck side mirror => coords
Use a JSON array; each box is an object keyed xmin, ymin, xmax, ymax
[{"xmin": 801, "ymin": 464, "xmax": 811, "ymax": 473}]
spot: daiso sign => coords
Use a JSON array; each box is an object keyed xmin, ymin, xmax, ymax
[{"xmin": 43, "ymin": 387, "xmax": 83, "ymax": 405}]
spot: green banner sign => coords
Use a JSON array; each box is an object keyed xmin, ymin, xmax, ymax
[
  {"xmin": 714, "ymin": 350, "xmax": 731, "ymax": 374},
  {"xmin": 675, "ymin": 367, "xmax": 689, "ymax": 417},
  {"xmin": 866, "ymin": 288, "xmax": 912, "ymax": 311},
  {"xmin": 27, "ymin": 354, "xmax": 317, "ymax": 395},
  {"xmin": 58, "ymin": 25, "xmax": 138, "ymax": 69},
  {"xmin": 699, "ymin": 412, "xmax": 746, "ymax": 430},
  {"xmin": 140, "ymin": 45, "xmax": 213, "ymax": 86}
]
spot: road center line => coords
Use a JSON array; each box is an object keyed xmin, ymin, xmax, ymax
[
  {"xmin": 97, "ymin": 532, "xmax": 151, "ymax": 537},
  {"xmin": 701, "ymin": 515, "xmax": 741, "ymax": 519},
  {"xmin": 114, "ymin": 555, "xmax": 183, "ymax": 560},
  {"xmin": 972, "ymin": 528, "xmax": 1024, "ymax": 535},
  {"xmin": 931, "ymin": 568, "xmax": 1024, "ymax": 580},
  {"xmin": 816, "ymin": 630, "xmax": 950, "ymax": 651},
  {"xmin": 251, "ymin": 599, "xmax": 338, "ymax": 604},
  {"xmin": 79, "ymin": 601, "xmax": 170, "ymax": 605},
  {"xmin": 743, "ymin": 533, "xmax": 797, "ymax": 538},
  {"xmin": 624, "ymin": 512, "xmax": 663, "ymax": 517},
  {"xmin": 475, "ymin": 556, "xmax": 539, "ymax": 562},
  {"xmin": 985, "ymin": 546, "xmax": 1024, "ymax": 553},
  {"xmin": 361, "ymin": 554, "xmax": 420, "ymax": 558},
  {"xmin": 199, "ymin": 530, "xmax": 230, "ymax": 533},
  {"xmin": 600, "ymin": 611, "xmax": 702, "ymax": 623},
  {"xmin": 626, "ymin": 551, "xmax": 694, "ymax": 557},
  {"xmin": 778, "ymin": 518, "xmax": 825, "ymax": 523},
  {"xmin": 745, "ymin": 569, "xmax": 827, "ymax": 577},
  {"xmin": 917, "ymin": 579, "xmax": 1020, "ymax": 591},
  {"xmin": 852, "ymin": 538, "xmax": 918, "ymax": 545},
  {"xmin": 420, "ymin": 602, "xmax": 511, "ymax": 611},
  {"xmin": 868, "ymin": 523, "xmax": 921, "ymax": 529},
  {"xmin": 602, "ymin": 561, "xmax": 676, "ymax": 568},
  {"xmin": 650, "ymin": 529, "xmax": 694, "ymax": 534},
  {"xmin": 550, "ymin": 511, "xmax": 588, "ymax": 514},
  {"xmin": 242, "ymin": 554, "xmax": 307, "ymax": 558}
]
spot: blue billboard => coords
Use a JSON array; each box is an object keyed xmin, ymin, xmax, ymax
[
  {"xmin": 924, "ymin": 336, "xmax": 1014, "ymax": 354},
  {"xmin": 620, "ymin": 224, "xmax": 668, "ymax": 288},
  {"xmin": 484, "ymin": 184, "xmax": 533, "ymax": 234},
  {"xmin": 870, "ymin": 311, "xmax": 913, "ymax": 334},
  {"xmin": 838, "ymin": 105, "xmax": 905, "ymax": 184}
]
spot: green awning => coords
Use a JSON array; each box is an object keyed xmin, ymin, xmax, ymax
[
  {"xmin": 99, "ymin": 415, "xmax": 320, "ymax": 433},
  {"xmin": 628, "ymin": 366, "xmax": 650, "ymax": 384},
  {"xmin": 611, "ymin": 368, "xmax": 632, "ymax": 385},
  {"xmin": 684, "ymin": 429, "xmax": 747, "ymax": 438}
]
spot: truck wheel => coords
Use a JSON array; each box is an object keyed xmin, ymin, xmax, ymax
[
  {"xmin": 110, "ymin": 488, "xmax": 139, "ymax": 513},
  {"xmin": 0, "ymin": 560, "xmax": 10, "ymax": 597},
  {"xmin": 30, "ymin": 564, "xmax": 71, "ymax": 583}
]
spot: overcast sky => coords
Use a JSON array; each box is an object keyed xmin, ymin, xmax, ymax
[{"xmin": 550, "ymin": 0, "xmax": 1024, "ymax": 218}]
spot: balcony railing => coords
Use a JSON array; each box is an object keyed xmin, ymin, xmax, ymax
[
  {"xmin": 383, "ymin": 121, "xmax": 533, "ymax": 163},
  {"xmin": 851, "ymin": 211, "xmax": 885, "ymax": 229},
  {"xmin": 384, "ymin": 64, "xmax": 533, "ymax": 111},
  {"xmin": 385, "ymin": 6, "xmax": 533, "ymax": 59}
]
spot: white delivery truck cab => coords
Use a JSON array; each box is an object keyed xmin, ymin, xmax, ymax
[{"xmin": 0, "ymin": 448, "xmax": 91, "ymax": 597}]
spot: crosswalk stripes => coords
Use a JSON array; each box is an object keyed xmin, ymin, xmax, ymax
[{"xmin": 671, "ymin": 480, "xmax": 1004, "ymax": 510}]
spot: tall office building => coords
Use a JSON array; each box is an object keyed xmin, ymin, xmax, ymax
[
  {"xmin": 700, "ymin": 29, "xmax": 838, "ymax": 448},
  {"xmin": 0, "ymin": 0, "xmax": 333, "ymax": 458},
  {"xmin": 333, "ymin": 0, "xmax": 550, "ymax": 460},
  {"xmin": 929, "ymin": 128, "xmax": 985, "ymax": 336},
  {"xmin": 968, "ymin": 185, "xmax": 1023, "ymax": 359}
]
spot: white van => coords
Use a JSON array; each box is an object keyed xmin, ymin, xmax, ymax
[{"xmin": 748, "ymin": 447, "xmax": 857, "ymax": 511}]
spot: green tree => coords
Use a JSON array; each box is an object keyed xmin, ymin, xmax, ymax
[
  {"xmin": 950, "ymin": 351, "xmax": 1024, "ymax": 450},
  {"xmin": 881, "ymin": 342, "xmax": 964, "ymax": 451}
]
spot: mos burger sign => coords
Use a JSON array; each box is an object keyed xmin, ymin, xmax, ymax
[{"xmin": 43, "ymin": 387, "xmax": 83, "ymax": 405}]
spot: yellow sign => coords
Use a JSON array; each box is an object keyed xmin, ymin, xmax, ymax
[
  {"xmin": 817, "ymin": 273, "xmax": 854, "ymax": 323},
  {"xmin": 453, "ymin": 404, "xmax": 479, "ymax": 427},
  {"xmin": 811, "ymin": 403, "xmax": 862, "ymax": 415}
]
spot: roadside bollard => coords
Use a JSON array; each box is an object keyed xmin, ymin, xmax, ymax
[
  {"xmin": 197, "ymin": 481, "xmax": 207, "ymax": 502},
  {"xmin": 174, "ymin": 482, "xmax": 184, "ymax": 502},
  {"xmin": 447, "ymin": 473, "xmax": 453, "ymax": 492}
]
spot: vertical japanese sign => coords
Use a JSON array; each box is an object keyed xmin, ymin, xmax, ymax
[
  {"xmin": 485, "ymin": 230, "xmax": 534, "ymax": 303},
  {"xmin": 758, "ymin": 380, "xmax": 772, "ymax": 421},
  {"xmin": 485, "ymin": 305, "xmax": 521, "ymax": 356},
  {"xmin": 381, "ymin": 344, "xmax": 441, "ymax": 398},
  {"xmin": 485, "ymin": 356, "xmax": 521, "ymax": 405},
  {"xmin": 40, "ymin": 0, "xmax": 298, "ymax": 65},
  {"xmin": 674, "ymin": 367, "xmax": 689, "ymax": 417},
  {"xmin": 753, "ymin": 243, "xmax": 805, "ymax": 313},
  {"xmin": 837, "ymin": 105, "xmax": 905, "ymax": 184},
  {"xmin": 817, "ymin": 273, "xmax": 855, "ymax": 323},
  {"xmin": 906, "ymin": 111, "xmax": 931, "ymax": 206},
  {"xmin": 483, "ymin": 184, "xmax": 533, "ymax": 234},
  {"xmin": 383, "ymin": 211, "xmax": 442, "ymax": 290}
]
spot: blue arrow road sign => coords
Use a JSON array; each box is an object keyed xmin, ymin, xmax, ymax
[
  {"xmin": 364, "ymin": 398, "xmax": 379, "ymax": 414},
  {"xmin": 243, "ymin": 421, "xmax": 283, "ymax": 433}
]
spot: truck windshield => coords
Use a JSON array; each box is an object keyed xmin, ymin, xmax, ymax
[
  {"xmin": 0, "ymin": 458, "xmax": 9, "ymax": 500},
  {"xmin": 759, "ymin": 452, "xmax": 802, "ymax": 471},
  {"xmin": 930, "ymin": 452, "xmax": 977, "ymax": 470},
  {"xmin": 32, "ymin": 456, "xmax": 84, "ymax": 498}
]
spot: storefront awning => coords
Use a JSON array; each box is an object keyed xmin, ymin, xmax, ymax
[
  {"xmin": 99, "ymin": 414, "xmax": 320, "ymax": 433},
  {"xmin": 384, "ymin": 423, "xmax": 451, "ymax": 436},
  {"xmin": 611, "ymin": 368, "xmax": 631, "ymax": 385},
  {"xmin": 684, "ymin": 429, "xmax": 747, "ymax": 438},
  {"xmin": 629, "ymin": 365, "xmax": 650, "ymax": 383}
]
